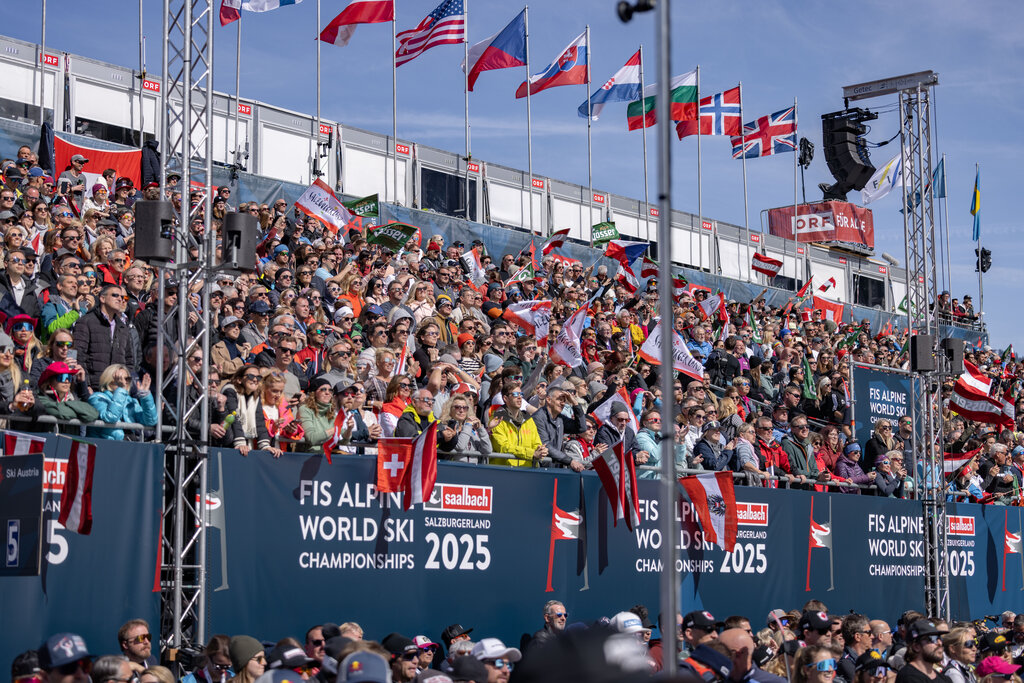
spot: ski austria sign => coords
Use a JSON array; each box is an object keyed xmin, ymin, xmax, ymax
[{"xmin": 206, "ymin": 450, "xmax": 1024, "ymax": 649}]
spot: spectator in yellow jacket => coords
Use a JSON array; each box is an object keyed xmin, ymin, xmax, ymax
[{"xmin": 488, "ymin": 383, "xmax": 547, "ymax": 467}]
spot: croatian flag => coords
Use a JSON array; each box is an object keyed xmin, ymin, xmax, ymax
[
  {"xmin": 515, "ymin": 30, "xmax": 588, "ymax": 98},
  {"xmin": 463, "ymin": 10, "xmax": 527, "ymax": 92},
  {"xmin": 319, "ymin": 0, "xmax": 394, "ymax": 47},
  {"xmin": 220, "ymin": 0, "xmax": 301, "ymax": 27},
  {"xmin": 578, "ymin": 49, "xmax": 641, "ymax": 120}
]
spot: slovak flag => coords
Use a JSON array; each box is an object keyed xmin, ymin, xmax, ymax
[
  {"xmin": 463, "ymin": 10, "xmax": 527, "ymax": 92},
  {"xmin": 516, "ymin": 30, "xmax": 588, "ymax": 98},
  {"xmin": 578, "ymin": 49, "xmax": 641, "ymax": 121},
  {"xmin": 220, "ymin": 0, "xmax": 301, "ymax": 27},
  {"xmin": 319, "ymin": 0, "xmax": 394, "ymax": 47},
  {"xmin": 541, "ymin": 227, "xmax": 570, "ymax": 255},
  {"xmin": 603, "ymin": 239, "xmax": 648, "ymax": 267},
  {"xmin": 58, "ymin": 440, "xmax": 96, "ymax": 535}
]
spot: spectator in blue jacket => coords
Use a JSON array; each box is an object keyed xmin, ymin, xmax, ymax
[{"xmin": 87, "ymin": 364, "xmax": 157, "ymax": 439}]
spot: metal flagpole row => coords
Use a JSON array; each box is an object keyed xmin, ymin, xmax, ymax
[
  {"xmin": 315, "ymin": 0, "xmax": 321, "ymax": 177},
  {"xmin": 585, "ymin": 25, "xmax": 593, "ymax": 247},
  {"xmin": 976, "ymin": 163, "xmax": 983, "ymax": 317},
  {"xmin": 738, "ymin": 81, "xmax": 748, "ymax": 281},
  {"xmin": 139, "ymin": 0, "xmax": 145, "ymax": 146},
  {"xmin": 392, "ymin": 6, "xmax": 398, "ymax": 202},
  {"xmin": 39, "ymin": 0, "xmax": 46, "ymax": 126},
  {"xmin": 524, "ymin": 6, "xmax": 534, "ymax": 236},
  {"xmin": 941, "ymin": 154, "xmax": 951, "ymax": 294},
  {"xmin": 638, "ymin": 45, "xmax": 650, "ymax": 246},
  {"xmin": 233, "ymin": 14, "xmax": 242, "ymax": 177},
  {"xmin": 793, "ymin": 96, "xmax": 799, "ymax": 291}
]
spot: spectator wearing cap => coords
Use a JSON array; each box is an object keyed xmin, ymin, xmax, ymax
[
  {"xmin": 440, "ymin": 624, "xmax": 473, "ymax": 657},
  {"xmin": 798, "ymin": 611, "xmax": 833, "ymax": 647},
  {"xmin": 681, "ymin": 611, "xmax": 719, "ymax": 659},
  {"xmin": 242, "ymin": 300, "xmax": 273, "ymax": 347},
  {"xmin": 411, "ymin": 637, "xmax": 440, "ymax": 673},
  {"xmin": 212, "ymin": 316, "xmax": 253, "ymax": 376},
  {"xmin": 471, "ymin": 639, "xmax": 520, "ymax": 683},
  {"xmin": 529, "ymin": 600, "xmax": 568, "ymax": 652},
  {"xmin": 337, "ymin": 651, "xmax": 390, "ymax": 683},
  {"xmin": 431, "ymin": 295, "xmax": 459, "ymax": 345},
  {"xmin": 531, "ymin": 386, "xmax": 587, "ymax": 472},
  {"xmin": 895, "ymin": 620, "xmax": 949, "ymax": 683},
  {"xmin": 81, "ymin": 183, "xmax": 110, "ymax": 217},
  {"xmin": 396, "ymin": 388, "xmax": 457, "ymax": 450},
  {"xmin": 594, "ymin": 401, "xmax": 650, "ymax": 466},
  {"xmin": 693, "ymin": 420, "xmax": 733, "ymax": 471},
  {"xmin": 0, "ymin": 247, "xmax": 41, "ymax": 318},
  {"xmin": 834, "ymin": 443, "xmax": 876, "ymax": 494},
  {"xmin": 38, "ymin": 632, "xmax": 92, "ymax": 683},
  {"xmin": 58, "ymin": 154, "xmax": 88, "ymax": 189},
  {"xmin": 382, "ymin": 634, "xmax": 420, "ymax": 683}
]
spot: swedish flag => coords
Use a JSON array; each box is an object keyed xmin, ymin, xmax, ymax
[{"xmin": 970, "ymin": 168, "xmax": 981, "ymax": 242}]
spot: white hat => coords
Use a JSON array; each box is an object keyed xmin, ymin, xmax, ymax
[
  {"xmin": 471, "ymin": 638, "xmax": 521, "ymax": 663},
  {"xmin": 611, "ymin": 611, "xmax": 645, "ymax": 634},
  {"xmin": 334, "ymin": 306, "xmax": 354, "ymax": 322},
  {"xmin": 413, "ymin": 636, "xmax": 437, "ymax": 649}
]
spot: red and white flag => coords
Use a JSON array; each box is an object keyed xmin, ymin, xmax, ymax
[
  {"xmin": 502, "ymin": 299, "xmax": 552, "ymax": 344},
  {"xmin": 592, "ymin": 388, "xmax": 640, "ymax": 434},
  {"xmin": 541, "ymin": 228, "xmax": 570, "ymax": 255},
  {"xmin": 460, "ymin": 246, "xmax": 487, "ymax": 286},
  {"xmin": 295, "ymin": 178, "xmax": 354, "ymax": 235},
  {"xmin": 950, "ymin": 383, "xmax": 1014, "ymax": 429},
  {"xmin": 640, "ymin": 256, "xmax": 658, "ymax": 279},
  {"xmin": 322, "ymin": 410, "xmax": 350, "ymax": 464},
  {"xmin": 751, "ymin": 252, "xmax": 782, "ymax": 278},
  {"xmin": 679, "ymin": 472, "xmax": 738, "ymax": 551},
  {"xmin": 637, "ymin": 321, "xmax": 705, "ymax": 381},
  {"xmin": 549, "ymin": 303, "xmax": 589, "ymax": 368},
  {"xmin": 58, "ymin": 440, "xmax": 96, "ymax": 535},
  {"xmin": 402, "ymin": 422, "xmax": 438, "ymax": 510},
  {"xmin": 817, "ymin": 276, "xmax": 837, "ymax": 294},
  {"xmin": 672, "ymin": 277, "xmax": 688, "ymax": 299},
  {"xmin": 812, "ymin": 295, "xmax": 844, "ymax": 323},
  {"xmin": 615, "ymin": 264, "xmax": 638, "ymax": 293},
  {"xmin": 592, "ymin": 439, "xmax": 640, "ymax": 530},
  {"xmin": 0, "ymin": 429, "xmax": 46, "ymax": 455},
  {"xmin": 699, "ymin": 292, "xmax": 728, "ymax": 324},
  {"xmin": 392, "ymin": 344, "xmax": 410, "ymax": 377},
  {"xmin": 220, "ymin": 0, "xmax": 303, "ymax": 27},
  {"xmin": 319, "ymin": 0, "xmax": 394, "ymax": 46},
  {"xmin": 959, "ymin": 360, "xmax": 993, "ymax": 397},
  {"xmin": 943, "ymin": 447, "xmax": 981, "ymax": 475}
]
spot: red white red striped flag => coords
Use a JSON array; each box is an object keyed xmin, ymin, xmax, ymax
[
  {"xmin": 319, "ymin": 0, "xmax": 394, "ymax": 46},
  {"xmin": 541, "ymin": 228, "xmax": 570, "ymax": 255},
  {"xmin": 58, "ymin": 440, "xmax": 96, "ymax": 535},
  {"xmin": 403, "ymin": 421, "xmax": 438, "ymax": 510},
  {"xmin": 640, "ymin": 256, "xmax": 658, "ymax": 279},
  {"xmin": 591, "ymin": 439, "xmax": 640, "ymax": 530},
  {"xmin": 751, "ymin": 252, "xmax": 783, "ymax": 278},
  {"xmin": 1, "ymin": 429, "xmax": 45, "ymax": 455},
  {"xmin": 680, "ymin": 471, "xmax": 738, "ymax": 552}
]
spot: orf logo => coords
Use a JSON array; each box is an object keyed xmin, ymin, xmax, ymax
[{"xmin": 557, "ymin": 47, "xmax": 580, "ymax": 71}]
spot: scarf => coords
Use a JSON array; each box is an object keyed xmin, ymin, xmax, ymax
[{"xmin": 237, "ymin": 392, "xmax": 260, "ymax": 439}]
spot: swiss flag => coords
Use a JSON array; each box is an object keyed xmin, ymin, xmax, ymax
[{"xmin": 377, "ymin": 422, "xmax": 439, "ymax": 509}]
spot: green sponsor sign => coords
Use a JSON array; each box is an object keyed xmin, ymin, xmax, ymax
[
  {"xmin": 343, "ymin": 193, "xmax": 379, "ymax": 217},
  {"xmin": 592, "ymin": 222, "xmax": 619, "ymax": 244}
]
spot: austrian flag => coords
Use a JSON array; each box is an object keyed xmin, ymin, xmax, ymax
[
  {"xmin": 58, "ymin": 440, "xmax": 96, "ymax": 535},
  {"xmin": 319, "ymin": 0, "xmax": 394, "ymax": 47},
  {"xmin": 751, "ymin": 252, "xmax": 783, "ymax": 278},
  {"xmin": 680, "ymin": 472, "xmax": 737, "ymax": 551}
]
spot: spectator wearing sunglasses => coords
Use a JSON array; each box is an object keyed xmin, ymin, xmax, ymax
[
  {"xmin": 87, "ymin": 364, "xmax": 157, "ymax": 440},
  {"xmin": 793, "ymin": 645, "xmax": 840, "ymax": 683},
  {"xmin": 382, "ymin": 634, "xmax": 420, "ymax": 683},
  {"xmin": 117, "ymin": 619, "xmax": 157, "ymax": 669},
  {"xmin": 73, "ymin": 284, "xmax": 138, "ymax": 390},
  {"xmin": 0, "ymin": 248, "xmax": 41, "ymax": 318},
  {"xmin": 896, "ymin": 620, "xmax": 950, "ymax": 683},
  {"xmin": 34, "ymin": 361, "xmax": 99, "ymax": 426},
  {"xmin": 181, "ymin": 634, "xmax": 234, "ymax": 683}
]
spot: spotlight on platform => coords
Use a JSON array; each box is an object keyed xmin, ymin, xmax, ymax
[{"xmin": 617, "ymin": 0, "xmax": 655, "ymax": 23}]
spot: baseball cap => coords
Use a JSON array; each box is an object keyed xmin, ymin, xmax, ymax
[
  {"xmin": 441, "ymin": 624, "xmax": 473, "ymax": 645},
  {"xmin": 0, "ymin": 210, "xmax": 15, "ymax": 221},
  {"xmin": 610, "ymin": 611, "xmax": 645, "ymax": 634},
  {"xmin": 471, "ymin": 638, "xmax": 521, "ymax": 663},
  {"xmin": 248, "ymin": 300, "xmax": 272, "ymax": 315},
  {"xmin": 701, "ymin": 420, "xmax": 722, "ymax": 435},
  {"xmin": 39, "ymin": 633, "xmax": 91, "ymax": 670},
  {"xmin": 854, "ymin": 651, "xmax": 890, "ymax": 674},
  {"xmin": 70, "ymin": 154, "xmax": 89, "ymax": 164},
  {"xmin": 413, "ymin": 636, "xmax": 437, "ymax": 650},
  {"xmin": 799, "ymin": 611, "xmax": 831, "ymax": 632},
  {"xmin": 267, "ymin": 645, "xmax": 315, "ymax": 669},
  {"xmin": 766, "ymin": 609, "xmax": 788, "ymax": 626},
  {"xmin": 683, "ymin": 611, "xmax": 718, "ymax": 631},
  {"xmin": 274, "ymin": 245, "xmax": 290, "ymax": 255},
  {"xmin": 220, "ymin": 315, "xmax": 243, "ymax": 329},
  {"xmin": 906, "ymin": 619, "xmax": 949, "ymax": 641},
  {"xmin": 12, "ymin": 650, "xmax": 44, "ymax": 678},
  {"xmin": 381, "ymin": 633, "xmax": 418, "ymax": 658},
  {"xmin": 449, "ymin": 657, "xmax": 488, "ymax": 683},
  {"xmin": 978, "ymin": 631, "xmax": 1009, "ymax": 653},
  {"xmin": 977, "ymin": 657, "xmax": 1021, "ymax": 678},
  {"xmin": 338, "ymin": 652, "xmax": 390, "ymax": 683}
]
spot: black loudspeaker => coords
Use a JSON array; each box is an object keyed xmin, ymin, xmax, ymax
[
  {"xmin": 910, "ymin": 334, "xmax": 936, "ymax": 372},
  {"xmin": 223, "ymin": 212, "xmax": 258, "ymax": 272},
  {"xmin": 942, "ymin": 338, "xmax": 965, "ymax": 375},
  {"xmin": 820, "ymin": 109, "xmax": 877, "ymax": 199},
  {"xmin": 133, "ymin": 200, "xmax": 174, "ymax": 262}
]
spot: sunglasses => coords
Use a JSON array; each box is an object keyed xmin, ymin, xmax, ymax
[
  {"xmin": 125, "ymin": 633, "xmax": 152, "ymax": 644},
  {"xmin": 808, "ymin": 659, "xmax": 837, "ymax": 673},
  {"xmin": 13, "ymin": 322, "xmax": 33, "ymax": 332}
]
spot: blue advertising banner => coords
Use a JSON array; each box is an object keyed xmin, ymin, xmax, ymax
[
  {"xmin": 0, "ymin": 437, "xmax": 164, "ymax": 671},
  {"xmin": 945, "ymin": 503, "xmax": 1024, "ymax": 619},
  {"xmin": 852, "ymin": 363, "xmax": 911, "ymax": 447},
  {"xmin": 1, "ymin": 454, "xmax": 44, "ymax": 577},
  {"xmin": 208, "ymin": 451, "xmax": 950, "ymax": 649}
]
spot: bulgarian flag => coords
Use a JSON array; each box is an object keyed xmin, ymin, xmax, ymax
[{"xmin": 626, "ymin": 69, "xmax": 698, "ymax": 130}]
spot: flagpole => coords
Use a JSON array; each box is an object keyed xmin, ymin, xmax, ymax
[
  {"xmin": 38, "ymin": 0, "xmax": 46, "ymax": 126},
  {"xmin": 233, "ymin": 13, "xmax": 242, "ymax": 178},
  {"xmin": 941, "ymin": 154, "xmax": 951, "ymax": 293},
  {"xmin": 696, "ymin": 65, "xmax": 703, "ymax": 273},
  {"xmin": 392, "ymin": 7, "xmax": 399, "ymax": 204},
  {"xmin": 739, "ymin": 81, "xmax": 749, "ymax": 281},
  {"xmin": 976, "ymin": 163, "xmax": 984, "ymax": 318},
  {"xmin": 639, "ymin": 45, "xmax": 650, "ymax": 247},
  {"xmin": 138, "ymin": 0, "xmax": 145, "ymax": 146},
  {"xmin": 464, "ymin": 0, "xmax": 471, "ymax": 221},
  {"xmin": 316, "ymin": 0, "xmax": 322, "ymax": 178},
  {"xmin": 586, "ymin": 25, "xmax": 594, "ymax": 247},
  {"xmin": 524, "ymin": 6, "xmax": 535, "ymax": 236},
  {"xmin": 793, "ymin": 96, "xmax": 799, "ymax": 291}
]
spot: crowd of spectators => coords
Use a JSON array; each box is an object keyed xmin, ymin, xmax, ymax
[
  {"xmin": 13, "ymin": 602, "xmax": 1024, "ymax": 683},
  {"xmin": 0, "ymin": 144, "xmax": 1020, "ymax": 503}
]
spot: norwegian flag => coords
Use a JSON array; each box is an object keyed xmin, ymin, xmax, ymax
[
  {"xmin": 58, "ymin": 440, "xmax": 96, "ymax": 535},
  {"xmin": 592, "ymin": 439, "xmax": 640, "ymax": 531},
  {"xmin": 751, "ymin": 252, "xmax": 783, "ymax": 278},
  {"xmin": 818, "ymin": 276, "xmax": 837, "ymax": 294},
  {"xmin": 541, "ymin": 227, "xmax": 571, "ymax": 255},
  {"xmin": 1, "ymin": 429, "xmax": 46, "ymax": 455},
  {"xmin": 730, "ymin": 106, "xmax": 797, "ymax": 159},
  {"xmin": 676, "ymin": 86, "xmax": 741, "ymax": 139},
  {"xmin": 640, "ymin": 256, "xmax": 658, "ymax": 279}
]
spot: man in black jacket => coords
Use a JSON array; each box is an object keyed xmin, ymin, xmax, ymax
[
  {"xmin": 0, "ymin": 249, "xmax": 40, "ymax": 318},
  {"xmin": 72, "ymin": 284, "xmax": 138, "ymax": 389}
]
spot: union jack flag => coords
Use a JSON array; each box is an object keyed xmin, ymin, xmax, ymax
[
  {"xmin": 676, "ymin": 86, "xmax": 741, "ymax": 139},
  {"xmin": 730, "ymin": 107, "xmax": 797, "ymax": 159}
]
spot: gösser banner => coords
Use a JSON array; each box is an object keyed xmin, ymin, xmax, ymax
[
  {"xmin": 0, "ymin": 438, "xmax": 163, "ymax": 672},
  {"xmin": 206, "ymin": 450, "xmax": 1024, "ymax": 648},
  {"xmin": 852, "ymin": 363, "xmax": 912, "ymax": 448},
  {"xmin": 767, "ymin": 201, "xmax": 875, "ymax": 250}
]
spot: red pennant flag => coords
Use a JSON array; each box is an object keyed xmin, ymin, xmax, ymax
[{"xmin": 58, "ymin": 440, "xmax": 96, "ymax": 535}]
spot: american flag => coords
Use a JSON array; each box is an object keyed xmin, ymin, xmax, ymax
[{"xmin": 395, "ymin": 0, "xmax": 466, "ymax": 67}]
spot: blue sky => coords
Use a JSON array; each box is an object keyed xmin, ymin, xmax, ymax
[{"xmin": 2, "ymin": 0, "xmax": 1019, "ymax": 346}]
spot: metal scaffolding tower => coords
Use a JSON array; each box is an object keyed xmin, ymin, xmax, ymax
[
  {"xmin": 158, "ymin": 0, "xmax": 215, "ymax": 662},
  {"xmin": 845, "ymin": 71, "xmax": 947, "ymax": 619}
]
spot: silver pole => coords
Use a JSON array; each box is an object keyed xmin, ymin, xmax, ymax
[
  {"xmin": 793, "ymin": 96, "xmax": 799, "ymax": 288},
  {"xmin": 139, "ymin": 0, "xmax": 145, "ymax": 146},
  {"xmin": 316, "ymin": 0, "xmax": 321, "ymax": 178},
  {"xmin": 695, "ymin": 65, "xmax": 703, "ymax": 272},
  {"xmin": 654, "ymin": 0, "xmax": 678, "ymax": 675},
  {"xmin": 233, "ymin": 15, "xmax": 241, "ymax": 174},
  {"xmin": 525, "ymin": 6, "xmax": 534, "ymax": 235},
  {"xmin": 39, "ymin": 0, "xmax": 46, "ymax": 126},
  {"xmin": 392, "ymin": 9, "xmax": 398, "ymax": 202},
  {"xmin": 976, "ymin": 163, "xmax": 983, "ymax": 317},
  {"xmin": 739, "ymin": 81, "xmax": 749, "ymax": 281},
  {"xmin": 898, "ymin": 94, "xmax": 918, "ymax": 498},
  {"xmin": 585, "ymin": 25, "xmax": 593, "ymax": 246},
  {"xmin": 639, "ymin": 45, "xmax": 650, "ymax": 244},
  {"xmin": 941, "ymin": 154, "xmax": 951, "ymax": 294},
  {"xmin": 463, "ymin": 0, "xmax": 470, "ymax": 219}
]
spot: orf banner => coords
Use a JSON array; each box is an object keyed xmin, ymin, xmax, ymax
[
  {"xmin": 767, "ymin": 201, "xmax": 875, "ymax": 250},
  {"xmin": 0, "ymin": 438, "xmax": 163, "ymax": 671},
  {"xmin": 0, "ymin": 453, "xmax": 44, "ymax": 577},
  {"xmin": 851, "ymin": 363, "xmax": 911, "ymax": 447},
  {"xmin": 54, "ymin": 133, "xmax": 142, "ymax": 188}
]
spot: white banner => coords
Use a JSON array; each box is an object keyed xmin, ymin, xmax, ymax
[{"xmin": 295, "ymin": 178, "xmax": 353, "ymax": 234}]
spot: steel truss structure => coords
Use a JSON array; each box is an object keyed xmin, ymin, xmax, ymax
[{"xmin": 158, "ymin": 0, "xmax": 214, "ymax": 664}]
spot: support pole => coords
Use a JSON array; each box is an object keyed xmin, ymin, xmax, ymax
[
  {"xmin": 793, "ymin": 96, "xmax": 800, "ymax": 289},
  {"xmin": 695, "ymin": 66, "xmax": 703, "ymax": 273},
  {"xmin": 392, "ymin": 7, "xmax": 398, "ymax": 202},
  {"xmin": 638, "ymin": 45, "xmax": 650, "ymax": 245},
  {"xmin": 739, "ymin": 81, "xmax": 749, "ymax": 281},
  {"xmin": 39, "ymin": 0, "xmax": 46, "ymax": 126},
  {"xmin": 524, "ymin": 6, "xmax": 534, "ymax": 235},
  {"xmin": 463, "ymin": 0, "xmax": 470, "ymax": 219},
  {"xmin": 654, "ymin": 0, "xmax": 679, "ymax": 674},
  {"xmin": 941, "ymin": 154, "xmax": 951, "ymax": 294},
  {"xmin": 976, "ymin": 164, "xmax": 983, "ymax": 318},
  {"xmin": 233, "ymin": 15, "xmax": 241, "ymax": 175},
  {"xmin": 139, "ymin": 0, "xmax": 145, "ymax": 146},
  {"xmin": 315, "ymin": 0, "xmax": 321, "ymax": 178},
  {"xmin": 586, "ymin": 25, "xmax": 594, "ymax": 246}
]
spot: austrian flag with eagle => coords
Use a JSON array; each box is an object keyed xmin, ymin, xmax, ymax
[{"xmin": 731, "ymin": 106, "xmax": 797, "ymax": 159}]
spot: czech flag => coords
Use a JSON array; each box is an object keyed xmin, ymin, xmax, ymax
[
  {"xmin": 603, "ymin": 239, "xmax": 648, "ymax": 267},
  {"xmin": 464, "ymin": 10, "xmax": 526, "ymax": 92},
  {"xmin": 515, "ymin": 29, "xmax": 587, "ymax": 98}
]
